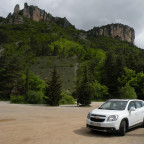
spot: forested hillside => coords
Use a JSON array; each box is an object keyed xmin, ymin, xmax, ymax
[{"xmin": 0, "ymin": 4, "xmax": 144, "ymax": 105}]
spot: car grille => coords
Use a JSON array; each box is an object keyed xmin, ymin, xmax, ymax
[
  {"xmin": 90, "ymin": 117, "xmax": 105, "ymax": 122},
  {"xmin": 90, "ymin": 114, "xmax": 106, "ymax": 122},
  {"xmin": 91, "ymin": 114, "xmax": 106, "ymax": 117}
]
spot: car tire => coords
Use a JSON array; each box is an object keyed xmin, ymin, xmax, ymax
[
  {"xmin": 119, "ymin": 120, "xmax": 126, "ymax": 136},
  {"xmin": 142, "ymin": 118, "xmax": 144, "ymax": 127}
]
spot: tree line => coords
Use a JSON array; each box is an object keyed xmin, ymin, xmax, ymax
[{"xmin": 0, "ymin": 21, "xmax": 144, "ymax": 106}]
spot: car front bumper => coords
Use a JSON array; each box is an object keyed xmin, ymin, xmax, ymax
[{"xmin": 87, "ymin": 118, "xmax": 120, "ymax": 131}]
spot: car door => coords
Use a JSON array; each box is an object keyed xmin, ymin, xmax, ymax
[
  {"xmin": 128, "ymin": 101, "xmax": 139, "ymax": 126},
  {"xmin": 135, "ymin": 101, "xmax": 143, "ymax": 123}
]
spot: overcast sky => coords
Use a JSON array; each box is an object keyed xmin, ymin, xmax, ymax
[{"xmin": 0, "ymin": 0, "xmax": 144, "ymax": 48}]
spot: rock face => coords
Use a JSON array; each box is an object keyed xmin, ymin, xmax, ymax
[
  {"xmin": 14, "ymin": 4, "xmax": 20, "ymax": 15},
  {"xmin": 87, "ymin": 24, "xmax": 135, "ymax": 44},
  {"xmin": 22, "ymin": 3, "xmax": 49, "ymax": 22},
  {"xmin": 6, "ymin": 3, "xmax": 74, "ymax": 28},
  {"xmin": 5, "ymin": 3, "xmax": 135, "ymax": 43}
]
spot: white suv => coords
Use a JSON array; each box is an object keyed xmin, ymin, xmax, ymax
[{"xmin": 86, "ymin": 99, "xmax": 144, "ymax": 136}]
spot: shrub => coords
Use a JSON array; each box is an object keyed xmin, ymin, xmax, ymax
[
  {"xmin": 90, "ymin": 80, "xmax": 108, "ymax": 100},
  {"xmin": 70, "ymin": 64, "xmax": 74, "ymax": 67},
  {"xmin": 120, "ymin": 83, "xmax": 137, "ymax": 99},
  {"xmin": 10, "ymin": 95, "xmax": 25, "ymax": 104},
  {"xmin": 29, "ymin": 74, "xmax": 45, "ymax": 91},
  {"xmin": 26, "ymin": 90, "xmax": 44, "ymax": 104},
  {"xmin": 59, "ymin": 92, "xmax": 75, "ymax": 105}
]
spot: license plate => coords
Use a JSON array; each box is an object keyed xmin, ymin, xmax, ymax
[{"xmin": 90, "ymin": 122, "xmax": 101, "ymax": 127}]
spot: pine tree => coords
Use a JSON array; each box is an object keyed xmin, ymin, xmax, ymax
[
  {"xmin": 116, "ymin": 54, "xmax": 126, "ymax": 78},
  {"xmin": 104, "ymin": 50, "xmax": 117, "ymax": 97},
  {"xmin": 0, "ymin": 44, "xmax": 34, "ymax": 100},
  {"xmin": 45, "ymin": 67, "xmax": 62, "ymax": 106},
  {"xmin": 115, "ymin": 54, "xmax": 126, "ymax": 96},
  {"xmin": 0, "ymin": 50, "xmax": 25, "ymax": 99},
  {"xmin": 25, "ymin": 69, "xmax": 29, "ymax": 101},
  {"xmin": 53, "ymin": 45, "xmax": 59, "ymax": 56},
  {"xmin": 77, "ymin": 65, "xmax": 92, "ymax": 106}
]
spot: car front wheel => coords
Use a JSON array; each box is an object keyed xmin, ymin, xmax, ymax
[{"xmin": 119, "ymin": 120, "xmax": 126, "ymax": 136}]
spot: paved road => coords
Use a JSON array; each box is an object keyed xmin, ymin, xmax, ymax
[{"xmin": 0, "ymin": 102, "xmax": 144, "ymax": 144}]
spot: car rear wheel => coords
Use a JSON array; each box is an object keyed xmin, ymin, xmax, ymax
[
  {"xmin": 119, "ymin": 120, "xmax": 126, "ymax": 136},
  {"xmin": 142, "ymin": 118, "xmax": 144, "ymax": 127}
]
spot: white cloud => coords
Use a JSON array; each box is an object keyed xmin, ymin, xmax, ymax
[{"xmin": 135, "ymin": 29, "xmax": 144, "ymax": 49}]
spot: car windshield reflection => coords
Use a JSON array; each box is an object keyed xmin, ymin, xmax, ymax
[{"xmin": 98, "ymin": 101, "xmax": 128, "ymax": 110}]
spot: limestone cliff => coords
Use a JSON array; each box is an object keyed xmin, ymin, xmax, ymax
[
  {"xmin": 6, "ymin": 3, "xmax": 74, "ymax": 28},
  {"xmin": 22, "ymin": 3, "xmax": 50, "ymax": 22},
  {"xmin": 14, "ymin": 4, "xmax": 20, "ymax": 15},
  {"xmin": 4, "ymin": 4, "xmax": 135, "ymax": 43},
  {"xmin": 87, "ymin": 24, "xmax": 135, "ymax": 44}
]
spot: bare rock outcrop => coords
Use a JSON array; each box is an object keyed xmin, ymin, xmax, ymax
[
  {"xmin": 6, "ymin": 3, "xmax": 74, "ymax": 28},
  {"xmin": 4, "ymin": 3, "xmax": 135, "ymax": 43},
  {"xmin": 22, "ymin": 3, "xmax": 48, "ymax": 22},
  {"xmin": 87, "ymin": 24, "xmax": 135, "ymax": 44},
  {"xmin": 14, "ymin": 4, "xmax": 20, "ymax": 15},
  {"xmin": 21, "ymin": 2, "xmax": 73, "ymax": 28}
]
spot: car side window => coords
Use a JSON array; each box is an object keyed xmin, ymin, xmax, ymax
[
  {"xmin": 128, "ymin": 101, "xmax": 136, "ymax": 110},
  {"xmin": 135, "ymin": 101, "xmax": 142, "ymax": 109}
]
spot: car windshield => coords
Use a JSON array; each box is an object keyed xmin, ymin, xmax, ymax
[{"xmin": 99, "ymin": 101, "xmax": 128, "ymax": 110}]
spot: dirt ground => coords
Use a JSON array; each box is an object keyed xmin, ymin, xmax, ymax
[{"xmin": 0, "ymin": 102, "xmax": 144, "ymax": 144}]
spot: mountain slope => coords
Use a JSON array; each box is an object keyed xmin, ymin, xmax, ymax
[{"xmin": 0, "ymin": 3, "xmax": 144, "ymax": 100}]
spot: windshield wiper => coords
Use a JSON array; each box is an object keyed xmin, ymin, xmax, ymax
[{"xmin": 108, "ymin": 108, "xmax": 116, "ymax": 110}]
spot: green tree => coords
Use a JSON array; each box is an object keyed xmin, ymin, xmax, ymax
[
  {"xmin": 26, "ymin": 90, "xmax": 44, "ymax": 104},
  {"xmin": 45, "ymin": 67, "xmax": 62, "ymax": 106},
  {"xmin": 0, "ymin": 43, "xmax": 35, "ymax": 100},
  {"xmin": 0, "ymin": 45, "xmax": 25, "ymax": 99},
  {"xmin": 0, "ymin": 16, "xmax": 5, "ymax": 22},
  {"xmin": 120, "ymin": 83, "xmax": 137, "ymax": 99},
  {"xmin": 0, "ymin": 31, "xmax": 8, "ymax": 44},
  {"xmin": 118, "ymin": 68, "xmax": 144, "ymax": 100},
  {"xmin": 28, "ymin": 73, "xmax": 45, "ymax": 91},
  {"xmin": 90, "ymin": 80, "xmax": 108, "ymax": 100},
  {"xmin": 53, "ymin": 45, "xmax": 59, "ymax": 56},
  {"xmin": 116, "ymin": 54, "xmax": 126, "ymax": 78},
  {"xmin": 129, "ymin": 72, "xmax": 144, "ymax": 100},
  {"xmin": 89, "ymin": 49, "xmax": 106, "ymax": 82},
  {"xmin": 25, "ymin": 73, "xmax": 45, "ymax": 103},
  {"xmin": 59, "ymin": 91, "xmax": 75, "ymax": 105},
  {"xmin": 76, "ymin": 65, "xmax": 92, "ymax": 106},
  {"xmin": 103, "ymin": 50, "xmax": 117, "ymax": 97},
  {"xmin": 118, "ymin": 67, "xmax": 136, "ymax": 87}
]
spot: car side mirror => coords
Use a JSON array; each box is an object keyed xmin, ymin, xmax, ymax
[{"xmin": 130, "ymin": 107, "xmax": 135, "ymax": 112}]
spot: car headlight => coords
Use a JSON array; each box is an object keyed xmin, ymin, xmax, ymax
[
  {"xmin": 107, "ymin": 115, "xmax": 118, "ymax": 121},
  {"xmin": 87, "ymin": 112, "xmax": 91, "ymax": 119}
]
